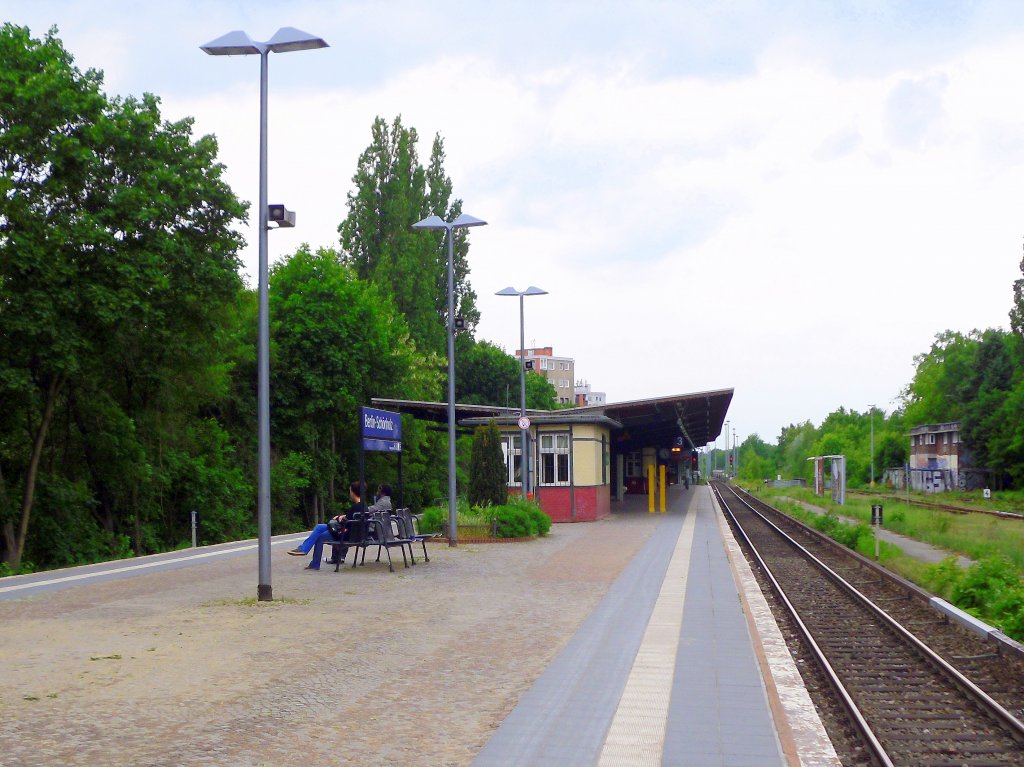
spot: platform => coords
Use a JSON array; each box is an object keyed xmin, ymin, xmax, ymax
[{"xmin": 471, "ymin": 485, "xmax": 839, "ymax": 767}]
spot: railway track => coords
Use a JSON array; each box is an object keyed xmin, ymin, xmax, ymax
[
  {"xmin": 847, "ymin": 490, "xmax": 1024, "ymax": 520},
  {"xmin": 712, "ymin": 481, "xmax": 1024, "ymax": 766}
]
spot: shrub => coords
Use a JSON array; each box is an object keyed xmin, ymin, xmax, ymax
[
  {"xmin": 511, "ymin": 496, "xmax": 551, "ymax": 536},
  {"xmin": 487, "ymin": 505, "xmax": 534, "ymax": 538},
  {"xmin": 419, "ymin": 506, "xmax": 446, "ymax": 535},
  {"xmin": 951, "ymin": 555, "xmax": 1021, "ymax": 612},
  {"xmin": 922, "ymin": 556, "xmax": 964, "ymax": 600},
  {"xmin": 992, "ymin": 588, "xmax": 1024, "ymax": 640}
]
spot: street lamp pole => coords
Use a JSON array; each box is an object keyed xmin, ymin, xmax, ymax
[
  {"xmin": 496, "ymin": 286, "xmax": 547, "ymax": 497},
  {"xmin": 870, "ymin": 405, "xmax": 876, "ymax": 487},
  {"xmin": 723, "ymin": 420, "xmax": 729, "ymax": 477},
  {"xmin": 413, "ymin": 213, "xmax": 487, "ymax": 546},
  {"xmin": 202, "ymin": 27, "xmax": 327, "ymax": 601}
]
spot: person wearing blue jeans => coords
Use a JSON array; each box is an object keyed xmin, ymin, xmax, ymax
[{"xmin": 288, "ymin": 482, "xmax": 365, "ymax": 570}]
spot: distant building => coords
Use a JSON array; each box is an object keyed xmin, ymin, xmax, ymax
[
  {"xmin": 575, "ymin": 380, "xmax": 606, "ymax": 406},
  {"xmin": 517, "ymin": 346, "xmax": 575, "ymax": 404},
  {"xmin": 909, "ymin": 422, "xmax": 962, "ymax": 473},
  {"xmin": 903, "ymin": 421, "xmax": 985, "ymax": 492}
]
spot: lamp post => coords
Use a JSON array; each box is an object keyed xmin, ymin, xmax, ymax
[
  {"xmin": 202, "ymin": 27, "xmax": 327, "ymax": 602},
  {"xmin": 496, "ymin": 286, "xmax": 547, "ymax": 497},
  {"xmin": 412, "ymin": 213, "xmax": 487, "ymax": 546},
  {"xmin": 723, "ymin": 420, "xmax": 729, "ymax": 477},
  {"xmin": 870, "ymin": 405, "xmax": 876, "ymax": 487}
]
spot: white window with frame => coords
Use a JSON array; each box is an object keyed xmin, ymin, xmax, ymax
[
  {"xmin": 539, "ymin": 432, "xmax": 570, "ymax": 485},
  {"xmin": 501, "ymin": 433, "xmax": 523, "ymax": 486},
  {"xmin": 927, "ymin": 434, "xmax": 936, "ymax": 445},
  {"xmin": 953, "ymin": 432, "xmax": 959, "ymax": 444},
  {"xmin": 625, "ymin": 451, "xmax": 643, "ymax": 478}
]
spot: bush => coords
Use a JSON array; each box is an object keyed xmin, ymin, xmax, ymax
[
  {"xmin": 951, "ymin": 555, "xmax": 1021, "ymax": 612},
  {"xmin": 484, "ymin": 497, "xmax": 552, "ymax": 538},
  {"xmin": 511, "ymin": 496, "xmax": 551, "ymax": 536},
  {"xmin": 487, "ymin": 505, "xmax": 534, "ymax": 538},
  {"xmin": 419, "ymin": 506, "xmax": 446, "ymax": 535},
  {"xmin": 922, "ymin": 556, "xmax": 964, "ymax": 600},
  {"xmin": 418, "ymin": 497, "xmax": 551, "ymax": 539}
]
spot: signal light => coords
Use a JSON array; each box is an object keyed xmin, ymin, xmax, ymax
[
  {"xmin": 729, "ymin": 453, "xmax": 734, "ymax": 464},
  {"xmin": 691, "ymin": 453, "xmax": 698, "ymax": 466}
]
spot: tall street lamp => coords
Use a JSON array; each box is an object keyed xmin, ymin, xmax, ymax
[
  {"xmin": 496, "ymin": 286, "xmax": 547, "ymax": 497},
  {"xmin": 202, "ymin": 27, "xmax": 328, "ymax": 602},
  {"xmin": 412, "ymin": 213, "xmax": 487, "ymax": 546},
  {"xmin": 723, "ymin": 420, "xmax": 730, "ymax": 476},
  {"xmin": 870, "ymin": 405, "xmax": 876, "ymax": 487}
]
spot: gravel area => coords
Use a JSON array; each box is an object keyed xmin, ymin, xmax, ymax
[{"xmin": 0, "ymin": 510, "xmax": 658, "ymax": 767}]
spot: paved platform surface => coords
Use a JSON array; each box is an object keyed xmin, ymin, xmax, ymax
[
  {"xmin": 472, "ymin": 486, "xmax": 835, "ymax": 767},
  {"xmin": 0, "ymin": 487, "xmax": 836, "ymax": 766}
]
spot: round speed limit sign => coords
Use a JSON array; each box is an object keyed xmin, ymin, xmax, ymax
[{"xmin": 517, "ymin": 416, "xmax": 531, "ymax": 430}]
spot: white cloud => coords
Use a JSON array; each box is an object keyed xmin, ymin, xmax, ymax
[{"xmin": 10, "ymin": 3, "xmax": 1024, "ymax": 446}]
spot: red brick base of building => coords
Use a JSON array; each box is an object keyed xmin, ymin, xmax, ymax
[{"xmin": 532, "ymin": 485, "xmax": 611, "ymax": 523}]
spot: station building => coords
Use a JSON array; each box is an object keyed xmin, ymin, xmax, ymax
[{"xmin": 372, "ymin": 388, "xmax": 733, "ymax": 523}]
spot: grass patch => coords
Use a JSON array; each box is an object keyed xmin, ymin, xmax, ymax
[
  {"xmin": 755, "ymin": 484, "xmax": 1024, "ymax": 641},
  {"xmin": 204, "ymin": 597, "xmax": 311, "ymax": 608}
]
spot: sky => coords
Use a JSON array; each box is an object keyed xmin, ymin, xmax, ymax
[{"xmin": 10, "ymin": 1, "xmax": 1024, "ymax": 449}]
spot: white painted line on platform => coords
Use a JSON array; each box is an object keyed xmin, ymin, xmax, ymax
[
  {"xmin": 597, "ymin": 506, "xmax": 697, "ymax": 766},
  {"xmin": 0, "ymin": 536, "xmax": 305, "ymax": 595}
]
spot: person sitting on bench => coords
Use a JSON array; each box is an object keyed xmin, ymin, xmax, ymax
[{"xmin": 287, "ymin": 481, "xmax": 365, "ymax": 570}]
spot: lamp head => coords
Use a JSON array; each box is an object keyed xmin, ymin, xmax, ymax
[
  {"xmin": 201, "ymin": 27, "xmax": 328, "ymax": 56},
  {"xmin": 201, "ymin": 30, "xmax": 261, "ymax": 55},
  {"xmin": 412, "ymin": 214, "xmax": 448, "ymax": 231},
  {"xmin": 496, "ymin": 286, "xmax": 547, "ymax": 297}
]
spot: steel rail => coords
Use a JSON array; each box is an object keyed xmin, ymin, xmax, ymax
[
  {"xmin": 718, "ymin": 482, "xmax": 1024, "ymax": 745},
  {"xmin": 711, "ymin": 483, "xmax": 895, "ymax": 767}
]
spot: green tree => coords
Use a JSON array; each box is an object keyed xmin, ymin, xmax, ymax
[
  {"xmin": 776, "ymin": 421, "xmax": 819, "ymax": 481},
  {"xmin": 268, "ymin": 245, "xmax": 440, "ymax": 523},
  {"xmin": 736, "ymin": 434, "xmax": 776, "ymax": 481},
  {"xmin": 453, "ymin": 337, "xmax": 556, "ymax": 409},
  {"xmin": 338, "ymin": 116, "xmax": 479, "ymax": 362},
  {"xmin": 0, "ymin": 25, "xmax": 246, "ymax": 568},
  {"xmin": 469, "ymin": 422, "xmax": 508, "ymax": 507},
  {"xmin": 1011, "ymin": 238, "xmax": 1024, "ymax": 339},
  {"xmin": 901, "ymin": 330, "xmax": 980, "ymax": 427}
]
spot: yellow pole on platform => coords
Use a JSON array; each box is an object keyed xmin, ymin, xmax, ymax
[
  {"xmin": 647, "ymin": 465, "xmax": 655, "ymax": 513},
  {"xmin": 659, "ymin": 465, "xmax": 667, "ymax": 513}
]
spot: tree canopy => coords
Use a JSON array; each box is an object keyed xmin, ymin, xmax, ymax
[{"xmin": 0, "ymin": 24, "xmax": 246, "ymax": 569}]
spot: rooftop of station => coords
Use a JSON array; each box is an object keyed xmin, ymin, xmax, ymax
[{"xmin": 372, "ymin": 387, "xmax": 733, "ymax": 452}]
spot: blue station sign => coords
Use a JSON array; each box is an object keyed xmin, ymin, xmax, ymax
[{"xmin": 361, "ymin": 406, "xmax": 401, "ymax": 452}]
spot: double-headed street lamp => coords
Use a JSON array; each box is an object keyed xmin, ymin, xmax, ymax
[
  {"xmin": 496, "ymin": 286, "xmax": 547, "ymax": 496},
  {"xmin": 202, "ymin": 27, "xmax": 327, "ymax": 602},
  {"xmin": 412, "ymin": 213, "xmax": 487, "ymax": 546}
]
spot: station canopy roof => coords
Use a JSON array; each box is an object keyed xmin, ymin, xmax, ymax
[{"xmin": 371, "ymin": 387, "xmax": 733, "ymax": 452}]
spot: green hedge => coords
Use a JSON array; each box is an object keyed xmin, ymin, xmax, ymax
[{"xmin": 416, "ymin": 497, "xmax": 551, "ymax": 539}]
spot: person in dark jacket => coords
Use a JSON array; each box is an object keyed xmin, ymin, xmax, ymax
[{"xmin": 287, "ymin": 481, "xmax": 365, "ymax": 570}]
